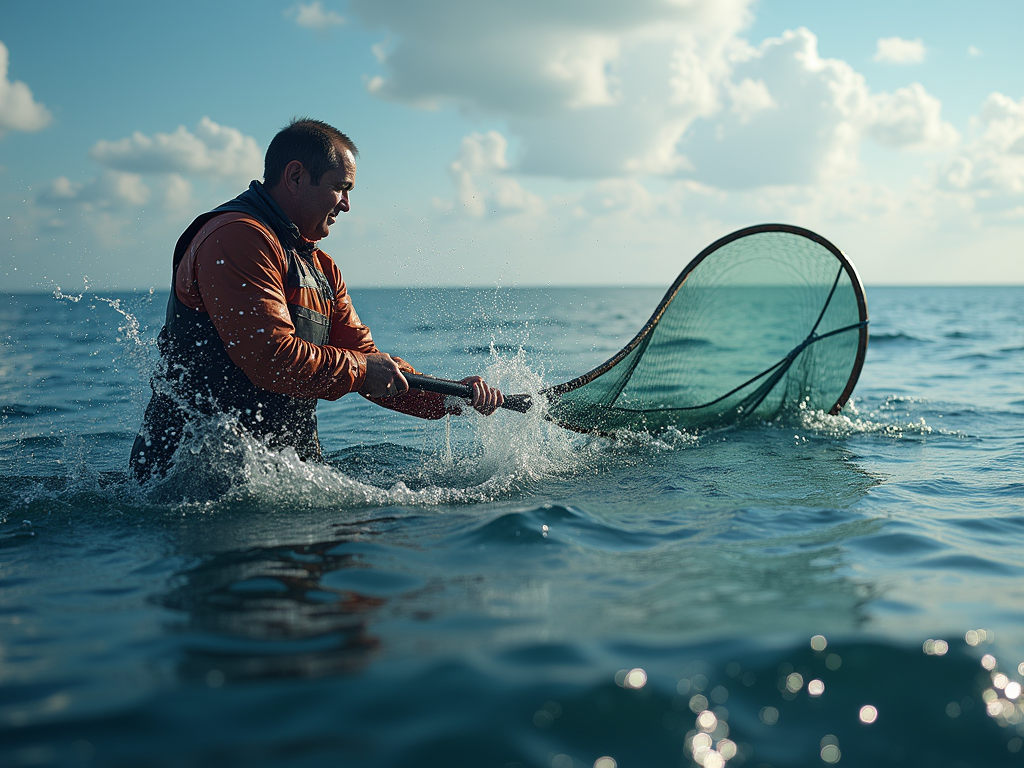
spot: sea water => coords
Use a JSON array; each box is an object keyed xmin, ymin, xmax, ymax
[{"xmin": 0, "ymin": 285, "xmax": 1022, "ymax": 767}]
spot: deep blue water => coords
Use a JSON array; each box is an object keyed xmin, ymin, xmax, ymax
[{"xmin": 1, "ymin": 285, "xmax": 1022, "ymax": 767}]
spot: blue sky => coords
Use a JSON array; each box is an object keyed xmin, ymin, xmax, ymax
[{"xmin": 1, "ymin": 0, "xmax": 1022, "ymax": 291}]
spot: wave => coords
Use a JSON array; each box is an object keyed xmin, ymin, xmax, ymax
[
  {"xmin": 0, "ymin": 403, "xmax": 69, "ymax": 418},
  {"xmin": 951, "ymin": 352, "xmax": 1002, "ymax": 362},
  {"xmin": 454, "ymin": 503, "xmax": 697, "ymax": 552},
  {"xmin": 868, "ymin": 331, "xmax": 928, "ymax": 344}
]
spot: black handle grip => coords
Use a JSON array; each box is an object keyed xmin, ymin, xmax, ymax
[{"xmin": 404, "ymin": 373, "xmax": 533, "ymax": 413}]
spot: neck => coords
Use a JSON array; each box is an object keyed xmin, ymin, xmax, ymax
[{"xmin": 265, "ymin": 183, "xmax": 299, "ymax": 227}]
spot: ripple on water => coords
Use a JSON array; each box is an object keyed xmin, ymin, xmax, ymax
[
  {"xmin": 913, "ymin": 554, "xmax": 1024, "ymax": 576},
  {"xmin": 845, "ymin": 531, "xmax": 949, "ymax": 557},
  {"xmin": 319, "ymin": 568, "xmax": 425, "ymax": 597},
  {"xmin": 456, "ymin": 504, "xmax": 694, "ymax": 552},
  {"xmin": 950, "ymin": 515, "xmax": 1024, "ymax": 536}
]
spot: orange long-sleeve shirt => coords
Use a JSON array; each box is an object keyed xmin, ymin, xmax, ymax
[{"xmin": 174, "ymin": 212, "xmax": 447, "ymax": 417}]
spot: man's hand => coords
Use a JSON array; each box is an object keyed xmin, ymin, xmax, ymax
[
  {"xmin": 461, "ymin": 375, "xmax": 504, "ymax": 416},
  {"xmin": 360, "ymin": 353, "xmax": 409, "ymax": 399}
]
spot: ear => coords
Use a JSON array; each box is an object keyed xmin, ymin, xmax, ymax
[{"xmin": 281, "ymin": 160, "xmax": 305, "ymax": 195}]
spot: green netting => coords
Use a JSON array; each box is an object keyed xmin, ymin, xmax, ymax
[{"xmin": 546, "ymin": 225, "xmax": 868, "ymax": 433}]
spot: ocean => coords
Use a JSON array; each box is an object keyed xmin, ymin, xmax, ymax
[{"xmin": 1, "ymin": 284, "xmax": 1022, "ymax": 767}]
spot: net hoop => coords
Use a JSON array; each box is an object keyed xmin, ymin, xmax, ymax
[{"xmin": 546, "ymin": 223, "xmax": 869, "ymax": 421}]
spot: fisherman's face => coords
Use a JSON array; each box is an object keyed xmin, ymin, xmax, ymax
[{"xmin": 293, "ymin": 147, "xmax": 356, "ymax": 241}]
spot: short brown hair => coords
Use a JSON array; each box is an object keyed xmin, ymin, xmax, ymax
[{"xmin": 263, "ymin": 118, "xmax": 358, "ymax": 188}]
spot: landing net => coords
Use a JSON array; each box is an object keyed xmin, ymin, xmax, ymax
[{"xmin": 545, "ymin": 224, "xmax": 869, "ymax": 433}]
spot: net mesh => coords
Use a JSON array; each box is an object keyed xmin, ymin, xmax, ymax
[{"xmin": 545, "ymin": 226, "xmax": 868, "ymax": 433}]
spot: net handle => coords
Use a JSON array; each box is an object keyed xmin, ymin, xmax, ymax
[{"xmin": 404, "ymin": 373, "xmax": 533, "ymax": 413}]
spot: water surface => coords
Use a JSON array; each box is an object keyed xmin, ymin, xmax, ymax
[{"xmin": 1, "ymin": 286, "xmax": 1022, "ymax": 767}]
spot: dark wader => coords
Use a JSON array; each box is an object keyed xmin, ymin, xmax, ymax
[{"xmin": 130, "ymin": 193, "xmax": 335, "ymax": 482}]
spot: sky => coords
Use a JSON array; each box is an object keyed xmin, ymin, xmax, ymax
[{"xmin": 0, "ymin": 0, "xmax": 1022, "ymax": 291}]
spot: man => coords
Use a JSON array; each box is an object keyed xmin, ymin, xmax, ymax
[{"xmin": 130, "ymin": 118, "xmax": 503, "ymax": 481}]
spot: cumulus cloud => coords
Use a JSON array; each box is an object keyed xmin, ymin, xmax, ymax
[
  {"xmin": 678, "ymin": 28, "xmax": 870, "ymax": 187},
  {"xmin": 447, "ymin": 131, "xmax": 543, "ymax": 217},
  {"xmin": 38, "ymin": 117, "xmax": 253, "ymax": 224},
  {"xmin": 678, "ymin": 29, "xmax": 956, "ymax": 188},
  {"xmin": 943, "ymin": 93, "xmax": 1024, "ymax": 195},
  {"xmin": 357, "ymin": 0, "xmax": 752, "ymax": 115},
  {"xmin": 573, "ymin": 178, "xmax": 663, "ymax": 220},
  {"xmin": 37, "ymin": 169, "xmax": 199, "ymax": 220},
  {"xmin": 356, "ymin": 0, "xmax": 751, "ymax": 178},
  {"xmin": 38, "ymin": 171, "xmax": 149, "ymax": 210},
  {"xmin": 162, "ymin": 173, "xmax": 194, "ymax": 212},
  {"xmin": 354, "ymin": 5, "xmax": 955, "ymax": 189},
  {"xmin": 30, "ymin": 171, "xmax": 153, "ymax": 241},
  {"xmin": 867, "ymin": 83, "xmax": 958, "ymax": 150},
  {"xmin": 0, "ymin": 41, "xmax": 52, "ymax": 134},
  {"xmin": 727, "ymin": 77, "xmax": 777, "ymax": 122},
  {"xmin": 286, "ymin": 2, "xmax": 345, "ymax": 30},
  {"xmin": 89, "ymin": 117, "xmax": 262, "ymax": 183},
  {"xmin": 874, "ymin": 36, "xmax": 926, "ymax": 65}
]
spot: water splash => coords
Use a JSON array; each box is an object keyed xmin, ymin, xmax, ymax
[
  {"xmin": 796, "ymin": 397, "xmax": 970, "ymax": 439},
  {"xmin": 142, "ymin": 347, "xmax": 601, "ymax": 511},
  {"xmin": 4, "ymin": 288, "xmax": 964, "ymax": 521}
]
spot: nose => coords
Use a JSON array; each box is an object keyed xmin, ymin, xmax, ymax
[{"xmin": 336, "ymin": 191, "xmax": 349, "ymax": 214}]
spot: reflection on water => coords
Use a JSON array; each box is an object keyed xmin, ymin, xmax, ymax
[{"xmin": 164, "ymin": 535, "xmax": 392, "ymax": 682}]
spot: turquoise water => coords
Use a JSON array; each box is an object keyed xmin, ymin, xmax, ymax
[{"xmin": 1, "ymin": 286, "xmax": 1022, "ymax": 767}]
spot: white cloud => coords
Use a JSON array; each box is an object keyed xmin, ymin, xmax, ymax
[
  {"xmin": 287, "ymin": 2, "xmax": 345, "ymax": 30},
  {"xmin": 573, "ymin": 178, "xmax": 662, "ymax": 220},
  {"xmin": 87, "ymin": 171, "xmax": 151, "ymax": 208},
  {"xmin": 0, "ymin": 40, "xmax": 52, "ymax": 133},
  {"xmin": 678, "ymin": 28, "xmax": 872, "ymax": 187},
  {"xmin": 355, "ymin": 6, "xmax": 954, "ymax": 189},
  {"xmin": 36, "ymin": 169, "xmax": 203, "ymax": 217},
  {"xmin": 356, "ymin": 0, "xmax": 751, "ymax": 181},
  {"xmin": 447, "ymin": 131, "xmax": 543, "ymax": 217},
  {"xmin": 943, "ymin": 92, "xmax": 1024, "ymax": 195},
  {"xmin": 968, "ymin": 45, "xmax": 983, "ymax": 58},
  {"xmin": 727, "ymin": 77, "xmax": 776, "ymax": 122},
  {"xmin": 355, "ymin": 0, "xmax": 752, "ymax": 115},
  {"xmin": 162, "ymin": 173, "xmax": 194, "ymax": 212},
  {"xmin": 89, "ymin": 117, "xmax": 262, "ymax": 183},
  {"xmin": 44, "ymin": 176, "xmax": 77, "ymax": 201},
  {"xmin": 677, "ymin": 29, "xmax": 954, "ymax": 187},
  {"xmin": 38, "ymin": 170, "xmax": 149, "ymax": 210},
  {"xmin": 873, "ymin": 36, "xmax": 926, "ymax": 65},
  {"xmin": 867, "ymin": 83, "xmax": 959, "ymax": 151},
  {"xmin": 25, "ymin": 171, "xmax": 153, "ymax": 258}
]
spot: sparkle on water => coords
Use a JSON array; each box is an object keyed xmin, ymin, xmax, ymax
[
  {"xmin": 666, "ymin": 631, "xmax": 1024, "ymax": 765},
  {"xmin": 859, "ymin": 705, "xmax": 879, "ymax": 724}
]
